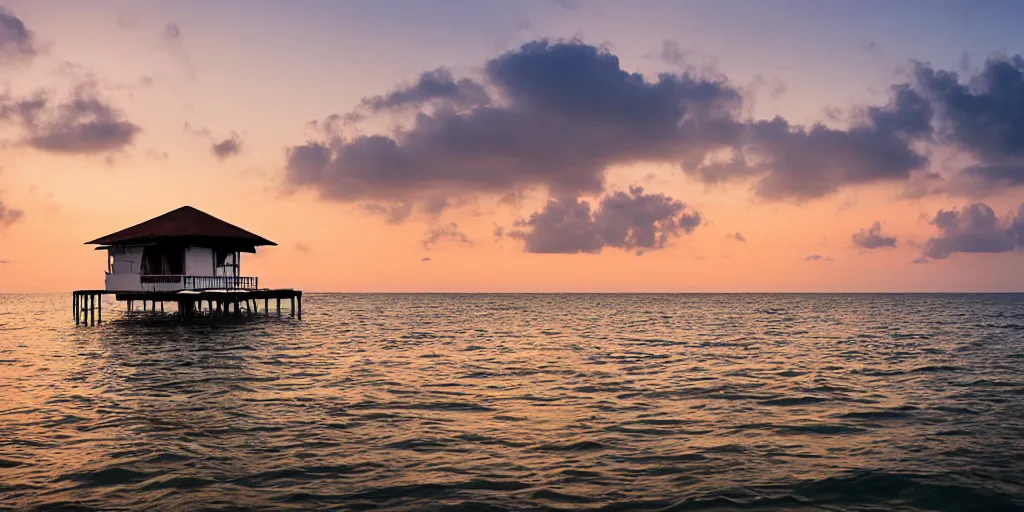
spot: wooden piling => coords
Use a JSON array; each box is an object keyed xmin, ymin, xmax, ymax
[{"xmin": 97, "ymin": 295, "xmax": 102, "ymax": 324}]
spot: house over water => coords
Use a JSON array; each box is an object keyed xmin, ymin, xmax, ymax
[
  {"xmin": 86, "ymin": 206, "xmax": 275, "ymax": 292},
  {"xmin": 73, "ymin": 206, "xmax": 301, "ymax": 325}
]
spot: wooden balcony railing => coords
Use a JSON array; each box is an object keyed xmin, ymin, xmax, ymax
[{"xmin": 139, "ymin": 275, "xmax": 259, "ymax": 290}]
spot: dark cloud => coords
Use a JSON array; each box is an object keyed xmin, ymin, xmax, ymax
[
  {"xmin": 493, "ymin": 224, "xmax": 505, "ymax": 240},
  {"xmin": 852, "ymin": 221, "xmax": 897, "ymax": 249},
  {"xmin": 688, "ymin": 84, "xmax": 933, "ymax": 200},
  {"xmin": 804, "ymin": 254, "xmax": 834, "ymax": 262},
  {"xmin": 162, "ymin": 22, "xmax": 181, "ymax": 41},
  {"xmin": 361, "ymin": 68, "xmax": 489, "ymax": 112},
  {"xmin": 0, "ymin": 83, "xmax": 140, "ymax": 154},
  {"xmin": 0, "ymin": 7, "xmax": 36, "ymax": 62},
  {"xmin": 910, "ymin": 56, "xmax": 1024, "ymax": 195},
  {"xmin": 920, "ymin": 202, "xmax": 1024, "ymax": 259},
  {"xmin": 727, "ymin": 232, "xmax": 746, "ymax": 242},
  {"xmin": 421, "ymin": 223, "xmax": 472, "ymax": 250},
  {"xmin": 0, "ymin": 200, "xmax": 24, "ymax": 229},
  {"xmin": 211, "ymin": 133, "xmax": 243, "ymax": 160},
  {"xmin": 508, "ymin": 186, "xmax": 702, "ymax": 254},
  {"xmin": 285, "ymin": 40, "xmax": 743, "ymax": 216}
]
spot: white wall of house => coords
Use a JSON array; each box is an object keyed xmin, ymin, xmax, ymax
[
  {"xmin": 106, "ymin": 245, "xmax": 240, "ymax": 291},
  {"xmin": 185, "ymin": 247, "xmax": 215, "ymax": 276}
]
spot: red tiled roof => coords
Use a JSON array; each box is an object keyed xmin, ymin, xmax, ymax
[{"xmin": 85, "ymin": 206, "xmax": 276, "ymax": 247}]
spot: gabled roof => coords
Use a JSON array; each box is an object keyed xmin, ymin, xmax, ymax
[{"xmin": 85, "ymin": 206, "xmax": 277, "ymax": 247}]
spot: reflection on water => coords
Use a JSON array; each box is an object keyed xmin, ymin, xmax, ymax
[{"xmin": 2, "ymin": 293, "xmax": 1023, "ymax": 510}]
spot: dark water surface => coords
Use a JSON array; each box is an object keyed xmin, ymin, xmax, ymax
[{"xmin": 2, "ymin": 293, "xmax": 1024, "ymax": 511}]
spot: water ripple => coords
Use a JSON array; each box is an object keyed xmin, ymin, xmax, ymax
[{"xmin": 1, "ymin": 293, "xmax": 1023, "ymax": 510}]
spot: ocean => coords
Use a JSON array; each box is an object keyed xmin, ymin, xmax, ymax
[{"xmin": 1, "ymin": 293, "xmax": 1023, "ymax": 511}]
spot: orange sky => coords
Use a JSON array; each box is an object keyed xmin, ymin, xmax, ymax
[{"xmin": 2, "ymin": 0, "xmax": 1024, "ymax": 292}]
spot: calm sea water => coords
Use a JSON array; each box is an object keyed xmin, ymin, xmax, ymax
[{"xmin": 2, "ymin": 293, "xmax": 1024, "ymax": 511}]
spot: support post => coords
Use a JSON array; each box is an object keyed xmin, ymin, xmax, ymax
[
  {"xmin": 297, "ymin": 295, "xmax": 302, "ymax": 320},
  {"xmin": 73, "ymin": 293, "xmax": 78, "ymax": 325},
  {"xmin": 276, "ymin": 298, "xmax": 281, "ymax": 316},
  {"xmin": 97, "ymin": 294, "xmax": 102, "ymax": 324},
  {"xmin": 161, "ymin": 302, "xmax": 165, "ymax": 313},
  {"xmin": 89, "ymin": 294, "xmax": 95, "ymax": 326},
  {"xmin": 290, "ymin": 297, "xmax": 294, "ymax": 317},
  {"xmin": 264, "ymin": 298, "xmax": 269, "ymax": 317}
]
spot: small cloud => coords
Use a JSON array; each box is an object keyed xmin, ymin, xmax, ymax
[
  {"xmin": 420, "ymin": 257, "xmax": 431, "ymax": 262},
  {"xmin": 162, "ymin": 22, "xmax": 181, "ymax": 42},
  {"xmin": 493, "ymin": 224, "xmax": 505, "ymax": 240},
  {"xmin": 146, "ymin": 148, "xmax": 169, "ymax": 160},
  {"xmin": 211, "ymin": 132, "xmax": 242, "ymax": 160},
  {"xmin": 183, "ymin": 121, "xmax": 211, "ymax": 138},
  {"xmin": 295, "ymin": 243, "xmax": 311, "ymax": 253},
  {"xmin": 0, "ymin": 83, "xmax": 141, "ymax": 155},
  {"xmin": 920, "ymin": 202, "xmax": 1024, "ymax": 259},
  {"xmin": 0, "ymin": 6, "xmax": 38, "ymax": 64},
  {"xmin": 727, "ymin": 232, "xmax": 746, "ymax": 242},
  {"xmin": 0, "ymin": 200, "xmax": 24, "ymax": 230},
  {"xmin": 911, "ymin": 257, "xmax": 929, "ymax": 264},
  {"xmin": 422, "ymin": 223, "xmax": 472, "ymax": 250},
  {"xmin": 804, "ymin": 254, "xmax": 834, "ymax": 262},
  {"xmin": 852, "ymin": 221, "xmax": 897, "ymax": 249}
]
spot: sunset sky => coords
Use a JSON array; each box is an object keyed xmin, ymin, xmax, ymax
[{"xmin": 2, "ymin": 0, "xmax": 1024, "ymax": 292}]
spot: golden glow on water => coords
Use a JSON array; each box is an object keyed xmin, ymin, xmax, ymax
[{"xmin": 2, "ymin": 294, "xmax": 1023, "ymax": 510}]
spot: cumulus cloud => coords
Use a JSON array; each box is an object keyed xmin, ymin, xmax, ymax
[
  {"xmin": 508, "ymin": 186, "xmax": 702, "ymax": 254},
  {"xmin": 687, "ymin": 84, "xmax": 933, "ymax": 200},
  {"xmin": 0, "ymin": 83, "xmax": 140, "ymax": 154},
  {"xmin": 284, "ymin": 40, "xmax": 743, "ymax": 216},
  {"xmin": 0, "ymin": 7, "xmax": 37, "ymax": 63},
  {"xmin": 211, "ymin": 132, "xmax": 243, "ymax": 160},
  {"xmin": 285, "ymin": 39, "xmax": 982, "ymax": 217},
  {"xmin": 920, "ymin": 203, "xmax": 1024, "ymax": 259},
  {"xmin": 0, "ymin": 199, "xmax": 24, "ymax": 230},
  {"xmin": 360, "ymin": 67, "xmax": 489, "ymax": 112},
  {"xmin": 421, "ymin": 223, "xmax": 472, "ymax": 250},
  {"xmin": 909, "ymin": 56, "xmax": 1024, "ymax": 196},
  {"xmin": 852, "ymin": 221, "xmax": 897, "ymax": 249}
]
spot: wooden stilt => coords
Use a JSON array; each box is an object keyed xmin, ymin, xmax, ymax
[
  {"xmin": 97, "ymin": 295, "xmax": 102, "ymax": 324},
  {"xmin": 73, "ymin": 294, "xmax": 79, "ymax": 325},
  {"xmin": 297, "ymin": 295, "xmax": 302, "ymax": 320},
  {"xmin": 89, "ymin": 294, "xmax": 95, "ymax": 326},
  {"xmin": 264, "ymin": 298, "xmax": 269, "ymax": 317},
  {"xmin": 290, "ymin": 297, "xmax": 294, "ymax": 317},
  {"xmin": 161, "ymin": 301, "xmax": 165, "ymax": 313},
  {"xmin": 276, "ymin": 298, "xmax": 281, "ymax": 316}
]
